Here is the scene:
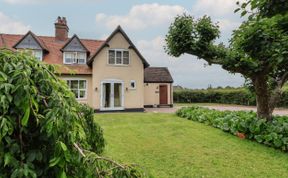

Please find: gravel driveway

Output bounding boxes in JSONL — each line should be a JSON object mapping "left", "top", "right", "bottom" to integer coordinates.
{"left": 145, "top": 105, "right": 288, "bottom": 116}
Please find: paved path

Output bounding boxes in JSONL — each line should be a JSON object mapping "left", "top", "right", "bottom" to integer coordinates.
{"left": 145, "top": 105, "right": 288, "bottom": 116}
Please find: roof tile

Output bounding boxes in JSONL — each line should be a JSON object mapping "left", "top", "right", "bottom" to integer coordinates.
{"left": 144, "top": 67, "right": 173, "bottom": 83}
{"left": 0, "top": 33, "right": 104, "bottom": 74}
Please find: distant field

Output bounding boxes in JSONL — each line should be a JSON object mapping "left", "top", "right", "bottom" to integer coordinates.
{"left": 95, "top": 113, "right": 288, "bottom": 178}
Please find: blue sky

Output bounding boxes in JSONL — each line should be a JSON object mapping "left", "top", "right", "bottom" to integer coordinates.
{"left": 0, "top": 0, "right": 245, "bottom": 89}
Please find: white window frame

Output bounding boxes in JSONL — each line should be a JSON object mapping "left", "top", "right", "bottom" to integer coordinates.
{"left": 100, "top": 79, "right": 124, "bottom": 111}
{"left": 130, "top": 80, "right": 136, "bottom": 90}
{"left": 31, "top": 50, "right": 43, "bottom": 61}
{"left": 65, "top": 79, "right": 87, "bottom": 100}
{"left": 63, "top": 51, "right": 87, "bottom": 65}
{"left": 18, "top": 49, "right": 43, "bottom": 61}
{"left": 107, "top": 49, "right": 130, "bottom": 66}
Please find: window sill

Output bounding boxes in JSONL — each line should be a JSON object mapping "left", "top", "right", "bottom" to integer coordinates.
{"left": 107, "top": 64, "right": 130, "bottom": 67}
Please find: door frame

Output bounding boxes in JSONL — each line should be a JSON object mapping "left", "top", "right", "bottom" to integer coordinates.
{"left": 100, "top": 79, "right": 124, "bottom": 111}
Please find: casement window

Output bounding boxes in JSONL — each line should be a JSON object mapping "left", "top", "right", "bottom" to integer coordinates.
{"left": 19, "top": 49, "right": 43, "bottom": 61}
{"left": 66, "top": 79, "right": 87, "bottom": 99}
{"left": 64, "top": 52, "right": 86, "bottom": 64}
{"left": 31, "top": 50, "right": 43, "bottom": 61}
{"left": 108, "top": 49, "right": 129, "bottom": 65}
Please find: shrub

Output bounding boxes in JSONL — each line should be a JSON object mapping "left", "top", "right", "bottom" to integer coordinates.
{"left": 176, "top": 106, "right": 288, "bottom": 151}
{"left": 0, "top": 50, "right": 145, "bottom": 177}
{"left": 174, "top": 88, "right": 288, "bottom": 108}
{"left": 174, "top": 88, "right": 256, "bottom": 106}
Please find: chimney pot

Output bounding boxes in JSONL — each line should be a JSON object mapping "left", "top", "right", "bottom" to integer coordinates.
{"left": 55, "top": 16, "right": 69, "bottom": 41}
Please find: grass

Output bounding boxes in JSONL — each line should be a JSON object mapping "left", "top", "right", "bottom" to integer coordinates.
{"left": 95, "top": 113, "right": 288, "bottom": 178}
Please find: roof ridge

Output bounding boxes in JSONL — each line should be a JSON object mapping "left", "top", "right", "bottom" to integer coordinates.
{"left": 0, "top": 33, "right": 106, "bottom": 42}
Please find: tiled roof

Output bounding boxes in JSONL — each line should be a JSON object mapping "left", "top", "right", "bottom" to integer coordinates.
{"left": 0, "top": 33, "right": 104, "bottom": 74}
{"left": 144, "top": 67, "right": 173, "bottom": 83}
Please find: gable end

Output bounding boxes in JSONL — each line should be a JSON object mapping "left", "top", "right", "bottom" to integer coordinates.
{"left": 87, "top": 26, "right": 149, "bottom": 68}
{"left": 13, "top": 31, "right": 48, "bottom": 52}
{"left": 61, "top": 34, "right": 89, "bottom": 53}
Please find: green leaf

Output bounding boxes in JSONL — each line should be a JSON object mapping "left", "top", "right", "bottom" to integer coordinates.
{"left": 49, "top": 157, "right": 61, "bottom": 167}
{"left": 59, "top": 170, "right": 67, "bottom": 178}
{"left": 0, "top": 71, "right": 8, "bottom": 81}
{"left": 59, "top": 141, "right": 67, "bottom": 152}
{"left": 234, "top": 8, "right": 241, "bottom": 13}
{"left": 21, "top": 107, "right": 30, "bottom": 126}
{"left": 4, "top": 153, "right": 12, "bottom": 167}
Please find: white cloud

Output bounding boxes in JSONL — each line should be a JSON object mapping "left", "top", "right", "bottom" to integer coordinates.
{"left": 217, "top": 19, "right": 241, "bottom": 32}
{"left": 137, "top": 36, "right": 244, "bottom": 89}
{"left": 96, "top": 3, "right": 186, "bottom": 30}
{"left": 0, "top": 12, "right": 30, "bottom": 34}
{"left": 193, "top": 0, "right": 243, "bottom": 16}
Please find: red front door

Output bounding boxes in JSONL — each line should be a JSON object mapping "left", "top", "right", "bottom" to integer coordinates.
{"left": 159, "top": 85, "right": 168, "bottom": 105}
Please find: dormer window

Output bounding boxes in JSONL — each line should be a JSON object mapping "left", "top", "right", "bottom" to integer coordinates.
{"left": 32, "top": 50, "right": 43, "bottom": 61}
{"left": 108, "top": 49, "right": 129, "bottom": 65}
{"left": 63, "top": 52, "right": 86, "bottom": 64}
{"left": 13, "top": 31, "right": 48, "bottom": 61}
{"left": 18, "top": 49, "right": 43, "bottom": 61}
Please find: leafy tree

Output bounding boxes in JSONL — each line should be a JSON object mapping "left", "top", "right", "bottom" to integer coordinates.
{"left": 0, "top": 49, "right": 145, "bottom": 177}
{"left": 165, "top": 0, "right": 288, "bottom": 120}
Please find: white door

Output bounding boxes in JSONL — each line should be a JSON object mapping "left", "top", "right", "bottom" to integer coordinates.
{"left": 100, "top": 80, "right": 124, "bottom": 111}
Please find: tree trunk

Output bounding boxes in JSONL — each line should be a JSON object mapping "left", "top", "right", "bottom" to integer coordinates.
{"left": 269, "top": 87, "right": 282, "bottom": 115}
{"left": 253, "top": 75, "right": 272, "bottom": 121}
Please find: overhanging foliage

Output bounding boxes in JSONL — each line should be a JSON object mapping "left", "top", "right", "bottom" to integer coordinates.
{"left": 0, "top": 49, "right": 146, "bottom": 177}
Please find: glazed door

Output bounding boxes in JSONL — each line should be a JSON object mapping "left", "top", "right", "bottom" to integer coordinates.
{"left": 101, "top": 81, "right": 124, "bottom": 110}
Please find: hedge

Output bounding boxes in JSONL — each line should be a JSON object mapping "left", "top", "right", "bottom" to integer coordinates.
{"left": 177, "top": 107, "right": 288, "bottom": 151}
{"left": 174, "top": 88, "right": 288, "bottom": 107}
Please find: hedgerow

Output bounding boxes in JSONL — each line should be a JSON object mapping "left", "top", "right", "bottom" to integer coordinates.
{"left": 177, "top": 107, "right": 288, "bottom": 151}
{"left": 174, "top": 88, "right": 288, "bottom": 107}
{"left": 0, "top": 49, "right": 146, "bottom": 177}
{"left": 173, "top": 88, "right": 256, "bottom": 106}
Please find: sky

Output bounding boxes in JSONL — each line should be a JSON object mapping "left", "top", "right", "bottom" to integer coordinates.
{"left": 0, "top": 0, "right": 245, "bottom": 89}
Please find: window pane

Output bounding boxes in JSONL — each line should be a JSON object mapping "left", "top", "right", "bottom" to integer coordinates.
{"left": 77, "top": 52, "right": 86, "bottom": 64}
{"left": 109, "top": 50, "right": 115, "bottom": 64}
{"left": 79, "top": 80, "right": 86, "bottom": 89}
{"left": 130, "top": 81, "right": 135, "bottom": 88}
{"left": 123, "top": 51, "right": 129, "bottom": 58}
{"left": 79, "top": 90, "right": 86, "bottom": 98}
{"left": 71, "top": 89, "right": 78, "bottom": 98}
{"left": 123, "top": 51, "right": 129, "bottom": 65}
{"left": 33, "top": 50, "right": 42, "bottom": 61}
{"left": 65, "top": 52, "right": 73, "bottom": 64}
{"left": 70, "top": 80, "right": 78, "bottom": 89}
{"left": 78, "top": 58, "right": 85, "bottom": 64}
{"left": 116, "top": 51, "right": 122, "bottom": 64}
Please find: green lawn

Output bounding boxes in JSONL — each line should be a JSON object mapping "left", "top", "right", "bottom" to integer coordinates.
{"left": 95, "top": 113, "right": 288, "bottom": 178}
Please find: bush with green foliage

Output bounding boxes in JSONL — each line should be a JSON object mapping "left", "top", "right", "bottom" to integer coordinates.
{"left": 174, "top": 88, "right": 256, "bottom": 106}
{"left": 174, "top": 87, "right": 288, "bottom": 108}
{"left": 0, "top": 49, "right": 145, "bottom": 177}
{"left": 177, "top": 107, "right": 288, "bottom": 151}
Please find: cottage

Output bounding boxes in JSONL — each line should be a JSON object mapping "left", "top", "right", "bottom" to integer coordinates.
{"left": 0, "top": 17, "right": 173, "bottom": 111}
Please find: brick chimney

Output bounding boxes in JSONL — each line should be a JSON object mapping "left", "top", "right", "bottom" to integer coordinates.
{"left": 54, "top": 16, "right": 69, "bottom": 41}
